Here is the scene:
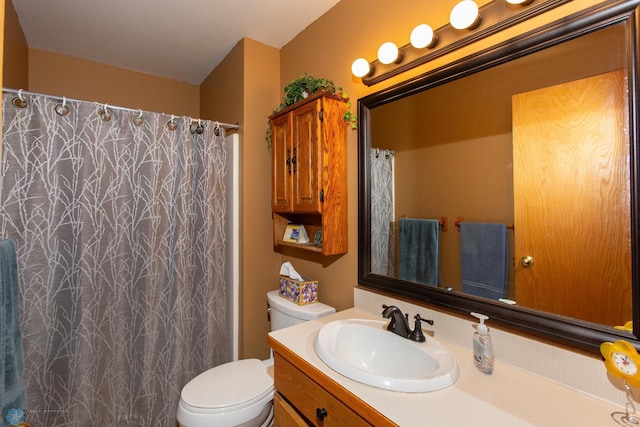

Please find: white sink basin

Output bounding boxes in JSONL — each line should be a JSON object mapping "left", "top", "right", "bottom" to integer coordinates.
{"left": 313, "top": 318, "right": 459, "bottom": 392}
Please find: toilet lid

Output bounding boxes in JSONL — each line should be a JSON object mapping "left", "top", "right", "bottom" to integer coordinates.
{"left": 181, "top": 359, "right": 274, "bottom": 410}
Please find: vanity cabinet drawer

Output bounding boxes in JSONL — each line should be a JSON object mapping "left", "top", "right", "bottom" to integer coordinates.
{"left": 275, "top": 354, "right": 371, "bottom": 426}
{"left": 274, "top": 392, "right": 309, "bottom": 427}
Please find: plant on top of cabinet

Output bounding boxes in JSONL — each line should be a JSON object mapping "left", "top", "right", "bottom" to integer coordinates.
{"left": 266, "top": 74, "right": 356, "bottom": 151}
{"left": 270, "top": 91, "right": 348, "bottom": 256}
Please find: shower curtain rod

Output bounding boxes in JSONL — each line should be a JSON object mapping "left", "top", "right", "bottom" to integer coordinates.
{"left": 2, "top": 88, "right": 240, "bottom": 131}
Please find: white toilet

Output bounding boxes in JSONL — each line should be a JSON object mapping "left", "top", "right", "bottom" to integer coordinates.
{"left": 176, "top": 290, "right": 335, "bottom": 427}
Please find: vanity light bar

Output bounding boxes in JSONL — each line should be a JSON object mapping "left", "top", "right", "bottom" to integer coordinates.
{"left": 353, "top": 0, "right": 570, "bottom": 86}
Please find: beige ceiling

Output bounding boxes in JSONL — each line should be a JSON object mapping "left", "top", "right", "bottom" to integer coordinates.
{"left": 11, "top": 0, "right": 340, "bottom": 84}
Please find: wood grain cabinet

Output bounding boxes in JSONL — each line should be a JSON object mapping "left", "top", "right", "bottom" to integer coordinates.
{"left": 273, "top": 353, "right": 379, "bottom": 426}
{"left": 270, "top": 92, "right": 348, "bottom": 256}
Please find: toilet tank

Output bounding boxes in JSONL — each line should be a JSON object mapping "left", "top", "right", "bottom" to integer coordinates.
{"left": 267, "top": 290, "right": 335, "bottom": 331}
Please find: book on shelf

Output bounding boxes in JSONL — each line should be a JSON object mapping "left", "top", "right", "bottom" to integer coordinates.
{"left": 282, "top": 224, "right": 309, "bottom": 244}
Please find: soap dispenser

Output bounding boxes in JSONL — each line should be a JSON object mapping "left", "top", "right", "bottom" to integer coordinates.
{"left": 471, "top": 312, "right": 494, "bottom": 374}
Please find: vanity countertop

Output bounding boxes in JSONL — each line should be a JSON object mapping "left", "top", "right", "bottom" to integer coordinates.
{"left": 268, "top": 307, "right": 622, "bottom": 426}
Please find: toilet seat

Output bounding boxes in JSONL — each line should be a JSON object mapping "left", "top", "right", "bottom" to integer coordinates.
{"left": 180, "top": 358, "right": 274, "bottom": 414}
{"left": 177, "top": 290, "right": 335, "bottom": 426}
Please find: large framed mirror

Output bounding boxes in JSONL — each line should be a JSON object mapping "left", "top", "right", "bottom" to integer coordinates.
{"left": 358, "top": 0, "right": 640, "bottom": 354}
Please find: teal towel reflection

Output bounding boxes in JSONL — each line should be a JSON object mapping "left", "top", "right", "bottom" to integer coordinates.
{"left": 398, "top": 218, "right": 441, "bottom": 287}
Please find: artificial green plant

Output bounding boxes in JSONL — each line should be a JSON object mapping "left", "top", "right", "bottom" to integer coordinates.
{"left": 266, "top": 74, "right": 357, "bottom": 150}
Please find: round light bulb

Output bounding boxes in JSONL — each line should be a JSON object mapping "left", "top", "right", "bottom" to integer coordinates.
{"left": 351, "top": 58, "right": 372, "bottom": 78}
{"left": 450, "top": 0, "right": 480, "bottom": 30}
{"left": 410, "top": 24, "right": 436, "bottom": 49}
{"left": 377, "top": 42, "right": 399, "bottom": 65}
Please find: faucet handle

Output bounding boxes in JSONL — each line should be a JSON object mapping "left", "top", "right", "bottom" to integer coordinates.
{"left": 409, "top": 314, "right": 433, "bottom": 342}
{"left": 416, "top": 313, "right": 434, "bottom": 326}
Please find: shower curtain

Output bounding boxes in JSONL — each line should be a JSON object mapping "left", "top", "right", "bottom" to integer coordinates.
{"left": 370, "top": 149, "right": 395, "bottom": 277}
{"left": 0, "top": 93, "right": 231, "bottom": 426}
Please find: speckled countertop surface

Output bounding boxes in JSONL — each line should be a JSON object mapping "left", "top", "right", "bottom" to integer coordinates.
{"left": 269, "top": 307, "right": 621, "bottom": 426}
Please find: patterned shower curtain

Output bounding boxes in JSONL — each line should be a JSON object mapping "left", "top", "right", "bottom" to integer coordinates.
{"left": 0, "top": 93, "right": 231, "bottom": 426}
{"left": 370, "top": 149, "right": 395, "bottom": 277}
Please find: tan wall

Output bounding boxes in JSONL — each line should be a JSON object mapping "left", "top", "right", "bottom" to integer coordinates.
{"left": 3, "top": 0, "right": 26, "bottom": 89}
{"left": 200, "top": 40, "right": 244, "bottom": 125}
{"left": 238, "top": 39, "right": 282, "bottom": 359}
{"left": 3, "top": 1, "right": 199, "bottom": 118}
{"left": 277, "top": 0, "right": 605, "bottom": 323}
{"left": 28, "top": 48, "right": 199, "bottom": 117}
{"left": 200, "top": 38, "right": 282, "bottom": 359}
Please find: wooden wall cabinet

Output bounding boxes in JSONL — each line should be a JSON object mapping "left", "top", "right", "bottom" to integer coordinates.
{"left": 270, "top": 92, "right": 348, "bottom": 256}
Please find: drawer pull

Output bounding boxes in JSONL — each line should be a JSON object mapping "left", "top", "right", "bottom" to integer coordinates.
{"left": 316, "top": 407, "right": 328, "bottom": 422}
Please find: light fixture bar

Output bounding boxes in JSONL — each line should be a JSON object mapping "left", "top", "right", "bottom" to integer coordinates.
{"left": 361, "top": 0, "right": 570, "bottom": 86}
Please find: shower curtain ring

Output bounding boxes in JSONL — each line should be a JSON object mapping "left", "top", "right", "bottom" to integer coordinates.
{"left": 12, "top": 89, "right": 28, "bottom": 109}
{"left": 196, "top": 119, "right": 204, "bottom": 135}
{"left": 167, "top": 114, "right": 177, "bottom": 131}
{"left": 99, "top": 103, "right": 112, "bottom": 121}
{"left": 133, "top": 109, "right": 144, "bottom": 126}
{"left": 55, "top": 96, "right": 70, "bottom": 116}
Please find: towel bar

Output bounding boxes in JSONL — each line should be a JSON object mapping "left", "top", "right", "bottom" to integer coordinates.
{"left": 400, "top": 214, "right": 448, "bottom": 232}
{"left": 454, "top": 216, "right": 514, "bottom": 231}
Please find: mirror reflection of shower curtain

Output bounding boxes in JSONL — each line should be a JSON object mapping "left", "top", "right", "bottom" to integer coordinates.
{"left": 0, "top": 93, "right": 231, "bottom": 426}
{"left": 370, "top": 149, "right": 395, "bottom": 276}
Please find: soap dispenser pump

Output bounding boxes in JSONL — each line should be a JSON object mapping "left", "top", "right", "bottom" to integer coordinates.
{"left": 471, "top": 312, "right": 494, "bottom": 374}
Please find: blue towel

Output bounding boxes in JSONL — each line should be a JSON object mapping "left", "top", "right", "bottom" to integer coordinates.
{"left": 460, "top": 222, "right": 508, "bottom": 300}
{"left": 0, "top": 239, "right": 26, "bottom": 422}
{"left": 398, "top": 218, "right": 441, "bottom": 287}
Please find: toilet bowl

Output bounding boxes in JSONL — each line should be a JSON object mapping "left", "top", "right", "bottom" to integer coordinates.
{"left": 177, "top": 290, "right": 335, "bottom": 427}
{"left": 177, "top": 359, "right": 274, "bottom": 427}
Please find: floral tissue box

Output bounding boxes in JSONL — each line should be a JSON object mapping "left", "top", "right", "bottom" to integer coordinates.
{"left": 279, "top": 275, "right": 318, "bottom": 305}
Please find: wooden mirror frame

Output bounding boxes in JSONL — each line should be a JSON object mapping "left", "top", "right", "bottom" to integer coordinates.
{"left": 357, "top": 0, "right": 640, "bottom": 354}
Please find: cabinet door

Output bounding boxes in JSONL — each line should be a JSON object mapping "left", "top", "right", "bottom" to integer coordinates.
{"left": 272, "top": 113, "right": 294, "bottom": 212}
{"left": 292, "top": 101, "right": 323, "bottom": 213}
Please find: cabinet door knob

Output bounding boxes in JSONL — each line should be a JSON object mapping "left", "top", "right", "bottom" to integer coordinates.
{"left": 316, "top": 407, "right": 328, "bottom": 421}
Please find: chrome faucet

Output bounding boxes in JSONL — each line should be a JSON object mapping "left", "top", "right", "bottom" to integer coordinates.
{"left": 381, "top": 305, "right": 433, "bottom": 342}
